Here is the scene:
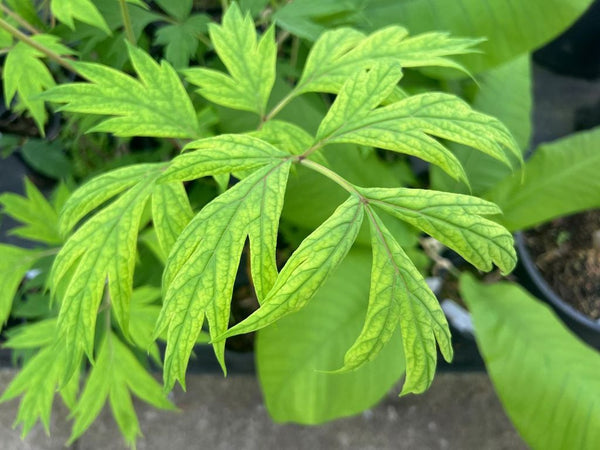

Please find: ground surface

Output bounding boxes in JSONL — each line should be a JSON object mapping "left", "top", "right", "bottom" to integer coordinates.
{"left": 0, "top": 370, "right": 526, "bottom": 450}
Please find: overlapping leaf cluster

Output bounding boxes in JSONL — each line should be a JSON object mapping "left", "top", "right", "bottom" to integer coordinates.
{"left": 2, "top": 2, "right": 521, "bottom": 446}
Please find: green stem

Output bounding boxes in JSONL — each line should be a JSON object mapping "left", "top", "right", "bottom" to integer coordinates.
{"left": 0, "top": 3, "right": 41, "bottom": 34}
{"left": 299, "top": 158, "right": 363, "bottom": 199}
{"left": 118, "top": 0, "right": 136, "bottom": 44}
{"left": 263, "top": 89, "right": 296, "bottom": 122}
{"left": 0, "top": 17, "right": 76, "bottom": 73}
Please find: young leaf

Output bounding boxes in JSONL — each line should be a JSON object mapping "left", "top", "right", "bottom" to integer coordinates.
{"left": 339, "top": 207, "right": 452, "bottom": 395}
{"left": 0, "top": 342, "right": 75, "bottom": 437}
{"left": 151, "top": 182, "right": 193, "bottom": 257}
{"left": 0, "top": 245, "right": 43, "bottom": 325}
{"left": 183, "top": 3, "right": 276, "bottom": 115}
{"left": 51, "top": 168, "right": 162, "bottom": 377}
{"left": 68, "top": 333, "right": 174, "bottom": 447}
{"left": 59, "top": 163, "right": 162, "bottom": 236}
{"left": 3, "top": 35, "right": 75, "bottom": 133}
{"left": 257, "top": 248, "right": 405, "bottom": 424}
{"left": 157, "top": 161, "right": 291, "bottom": 390}
{"left": 317, "top": 91, "right": 521, "bottom": 184}
{"left": 461, "top": 274, "right": 600, "bottom": 449}
{"left": 216, "top": 195, "right": 364, "bottom": 340}
{"left": 42, "top": 43, "right": 202, "bottom": 139}
{"left": 155, "top": 14, "right": 210, "bottom": 68}
{"left": 159, "top": 134, "right": 288, "bottom": 183}
{"left": 0, "top": 178, "right": 61, "bottom": 244}
{"left": 485, "top": 126, "right": 600, "bottom": 231}
{"left": 128, "top": 287, "right": 163, "bottom": 364}
{"left": 51, "top": 0, "right": 111, "bottom": 34}
{"left": 295, "top": 26, "right": 481, "bottom": 95}
{"left": 359, "top": 187, "right": 516, "bottom": 274}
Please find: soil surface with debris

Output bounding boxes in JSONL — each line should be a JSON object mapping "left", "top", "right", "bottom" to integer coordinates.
{"left": 525, "top": 210, "right": 600, "bottom": 320}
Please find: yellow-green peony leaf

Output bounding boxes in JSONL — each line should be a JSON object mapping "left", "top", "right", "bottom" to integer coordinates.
{"left": 360, "top": 187, "right": 516, "bottom": 274}
{"left": 157, "top": 161, "right": 291, "bottom": 390}
{"left": 43, "top": 43, "right": 202, "bottom": 139}
{"left": 159, "top": 134, "right": 288, "bottom": 183}
{"left": 151, "top": 182, "right": 193, "bottom": 257}
{"left": 0, "top": 340, "right": 77, "bottom": 437}
{"left": 59, "top": 163, "right": 161, "bottom": 236}
{"left": 183, "top": 3, "right": 276, "bottom": 115}
{"left": 295, "top": 26, "right": 481, "bottom": 95}
{"left": 0, "top": 178, "right": 61, "bottom": 245}
{"left": 317, "top": 90, "right": 521, "bottom": 184}
{"left": 339, "top": 207, "right": 452, "bottom": 395}
{"left": 0, "top": 245, "right": 43, "bottom": 325}
{"left": 51, "top": 166, "right": 163, "bottom": 378}
{"left": 51, "top": 0, "right": 110, "bottom": 34}
{"left": 2, "top": 35, "right": 75, "bottom": 134}
{"left": 68, "top": 332, "right": 174, "bottom": 447}
{"left": 216, "top": 195, "right": 364, "bottom": 340}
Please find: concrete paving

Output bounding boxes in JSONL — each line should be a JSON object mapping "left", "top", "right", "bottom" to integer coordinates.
{"left": 0, "top": 370, "right": 526, "bottom": 450}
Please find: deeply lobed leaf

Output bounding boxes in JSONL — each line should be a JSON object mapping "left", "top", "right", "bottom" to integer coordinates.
{"left": 339, "top": 207, "right": 452, "bottom": 395}
{"left": 42, "top": 44, "right": 202, "bottom": 139}
{"left": 295, "top": 26, "right": 481, "bottom": 95}
{"left": 184, "top": 3, "right": 276, "bottom": 115}
{"left": 157, "top": 161, "right": 291, "bottom": 390}
{"left": 216, "top": 196, "right": 364, "bottom": 340}
{"left": 360, "top": 187, "right": 516, "bottom": 274}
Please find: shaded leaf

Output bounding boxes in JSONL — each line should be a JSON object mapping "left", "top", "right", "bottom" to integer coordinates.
{"left": 51, "top": 0, "right": 110, "bottom": 34}
{"left": 155, "top": 14, "right": 210, "bottom": 68}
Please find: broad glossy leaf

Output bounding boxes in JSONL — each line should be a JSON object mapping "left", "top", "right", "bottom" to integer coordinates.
{"left": 0, "top": 178, "right": 61, "bottom": 244}
{"left": 51, "top": 0, "right": 110, "bottom": 33}
{"left": 461, "top": 274, "right": 600, "bottom": 449}
{"left": 160, "top": 134, "right": 288, "bottom": 183}
{"left": 296, "top": 26, "right": 480, "bottom": 95}
{"left": 361, "top": 0, "right": 595, "bottom": 74}
{"left": 3, "top": 35, "right": 75, "bottom": 133}
{"left": 151, "top": 182, "right": 193, "bottom": 256}
{"left": 68, "top": 332, "right": 174, "bottom": 447}
{"left": 157, "top": 161, "right": 291, "bottom": 389}
{"left": 59, "top": 163, "right": 162, "bottom": 236}
{"left": 257, "top": 248, "right": 405, "bottom": 423}
{"left": 43, "top": 44, "right": 202, "bottom": 139}
{"left": 360, "top": 187, "right": 516, "bottom": 274}
{"left": 184, "top": 3, "right": 276, "bottom": 115}
{"left": 339, "top": 208, "right": 451, "bottom": 395}
{"left": 155, "top": 14, "right": 210, "bottom": 68}
{"left": 318, "top": 90, "right": 521, "bottom": 185}
{"left": 51, "top": 168, "right": 161, "bottom": 377}
{"left": 431, "top": 55, "right": 532, "bottom": 194}
{"left": 0, "top": 245, "right": 42, "bottom": 325}
{"left": 485, "top": 127, "right": 600, "bottom": 231}
{"left": 217, "top": 196, "right": 364, "bottom": 340}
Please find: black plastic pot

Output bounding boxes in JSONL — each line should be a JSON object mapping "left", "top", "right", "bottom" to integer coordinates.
{"left": 533, "top": 0, "right": 600, "bottom": 80}
{"left": 515, "top": 232, "right": 600, "bottom": 350}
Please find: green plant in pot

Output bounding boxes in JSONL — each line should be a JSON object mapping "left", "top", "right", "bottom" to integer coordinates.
{"left": 0, "top": 0, "right": 598, "bottom": 449}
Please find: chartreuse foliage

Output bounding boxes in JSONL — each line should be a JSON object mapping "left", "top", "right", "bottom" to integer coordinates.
{"left": 0, "top": 2, "right": 524, "bottom": 447}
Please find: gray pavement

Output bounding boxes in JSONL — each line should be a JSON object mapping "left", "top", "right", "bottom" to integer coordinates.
{"left": 0, "top": 370, "right": 526, "bottom": 450}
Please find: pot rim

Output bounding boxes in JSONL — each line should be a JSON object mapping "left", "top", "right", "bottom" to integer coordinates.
{"left": 515, "top": 231, "right": 600, "bottom": 332}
